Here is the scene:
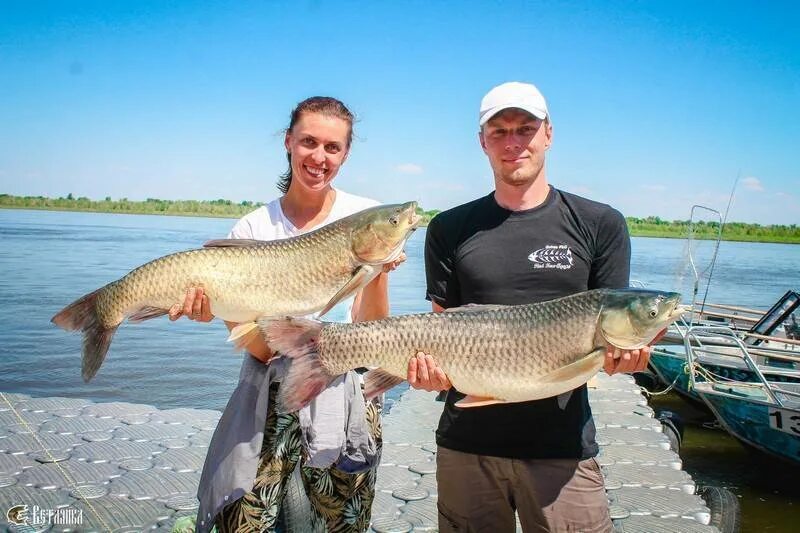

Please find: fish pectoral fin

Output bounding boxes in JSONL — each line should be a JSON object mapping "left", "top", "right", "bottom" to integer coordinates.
{"left": 317, "top": 265, "right": 379, "bottom": 318}
{"left": 227, "top": 322, "right": 260, "bottom": 351}
{"left": 538, "top": 348, "right": 606, "bottom": 384}
{"left": 128, "top": 306, "right": 169, "bottom": 323}
{"left": 455, "top": 395, "right": 507, "bottom": 408}
{"left": 444, "top": 303, "right": 508, "bottom": 313}
{"left": 363, "top": 368, "right": 405, "bottom": 400}
{"left": 203, "top": 238, "right": 270, "bottom": 247}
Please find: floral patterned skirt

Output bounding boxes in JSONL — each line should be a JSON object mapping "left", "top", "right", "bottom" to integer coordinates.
{"left": 214, "top": 383, "right": 382, "bottom": 533}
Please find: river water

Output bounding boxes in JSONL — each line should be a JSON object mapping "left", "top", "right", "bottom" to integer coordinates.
{"left": 1, "top": 208, "right": 798, "bottom": 530}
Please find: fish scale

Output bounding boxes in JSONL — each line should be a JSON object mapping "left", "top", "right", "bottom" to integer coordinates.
{"left": 265, "top": 288, "right": 687, "bottom": 411}
{"left": 52, "top": 202, "right": 420, "bottom": 381}
{"left": 98, "top": 228, "right": 352, "bottom": 326}
{"left": 317, "top": 290, "right": 606, "bottom": 400}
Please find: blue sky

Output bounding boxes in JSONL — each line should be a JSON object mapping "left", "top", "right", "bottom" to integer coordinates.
{"left": 1, "top": 1, "right": 798, "bottom": 224}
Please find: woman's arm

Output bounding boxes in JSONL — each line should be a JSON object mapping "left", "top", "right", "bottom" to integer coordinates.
{"left": 352, "top": 272, "right": 390, "bottom": 322}
{"left": 351, "top": 252, "right": 406, "bottom": 323}
{"left": 224, "top": 321, "right": 273, "bottom": 363}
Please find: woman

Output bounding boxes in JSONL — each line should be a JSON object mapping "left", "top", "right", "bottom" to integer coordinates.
{"left": 172, "top": 96, "right": 402, "bottom": 532}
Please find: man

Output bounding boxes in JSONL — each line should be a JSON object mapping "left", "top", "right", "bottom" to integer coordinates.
{"left": 407, "top": 81, "right": 652, "bottom": 532}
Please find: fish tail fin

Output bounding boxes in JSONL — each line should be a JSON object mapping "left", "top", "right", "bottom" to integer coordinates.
{"left": 51, "top": 288, "right": 119, "bottom": 382}
{"left": 261, "top": 317, "right": 336, "bottom": 413}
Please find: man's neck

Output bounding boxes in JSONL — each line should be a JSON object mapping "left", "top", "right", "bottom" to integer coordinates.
{"left": 493, "top": 175, "right": 550, "bottom": 211}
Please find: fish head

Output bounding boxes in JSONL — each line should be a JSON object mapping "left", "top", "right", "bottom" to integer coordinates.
{"left": 350, "top": 201, "right": 421, "bottom": 264}
{"left": 599, "top": 289, "right": 689, "bottom": 349}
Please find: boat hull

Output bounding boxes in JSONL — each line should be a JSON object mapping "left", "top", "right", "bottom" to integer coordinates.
{"left": 695, "top": 383, "right": 800, "bottom": 465}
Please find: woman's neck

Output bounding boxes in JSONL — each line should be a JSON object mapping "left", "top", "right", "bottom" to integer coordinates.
{"left": 281, "top": 186, "right": 337, "bottom": 230}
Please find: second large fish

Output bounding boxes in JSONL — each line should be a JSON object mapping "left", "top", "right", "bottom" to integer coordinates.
{"left": 262, "top": 288, "right": 688, "bottom": 412}
{"left": 52, "top": 202, "right": 420, "bottom": 381}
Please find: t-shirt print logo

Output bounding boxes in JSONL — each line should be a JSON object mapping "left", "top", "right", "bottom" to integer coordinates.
{"left": 528, "top": 245, "right": 573, "bottom": 270}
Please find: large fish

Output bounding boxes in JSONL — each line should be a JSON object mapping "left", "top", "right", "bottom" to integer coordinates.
{"left": 52, "top": 202, "right": 421, "bottom": 381}
{"left": 262, "top": 288, "right": 688, "bottom": 412}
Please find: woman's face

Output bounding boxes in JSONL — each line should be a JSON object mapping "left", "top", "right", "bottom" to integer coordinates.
{"left": 284, "top": 112, "right": 351, "bottom": 193}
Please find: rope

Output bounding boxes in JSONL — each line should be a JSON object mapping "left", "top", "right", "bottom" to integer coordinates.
{"left": 640, "top": 369, "right": 683, "bottom": 397}
{"left": 642, "top": 360, "right": 766, "bottom": 399}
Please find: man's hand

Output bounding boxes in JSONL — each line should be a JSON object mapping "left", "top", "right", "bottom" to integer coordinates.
{"left": 603, "top": 328, "right": 666, "bottom": 375}
{"left": 407, "top": 352, "right": 452, "bottom": 392}
{"left": 168, "top": 287, "right": 214, "bottom": 322}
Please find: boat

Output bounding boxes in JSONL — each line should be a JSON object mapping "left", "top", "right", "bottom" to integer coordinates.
{"left": 649, "top": 339, "right": 800, "bottom": 403}
{"left": 682, "top": 325, "right": 800, "bottom": 464}
{"left": 649, "top": 290, "right": 800, "bottom": 403}
{"left": 643, "top": 204, "right": 800, "bottom": 401}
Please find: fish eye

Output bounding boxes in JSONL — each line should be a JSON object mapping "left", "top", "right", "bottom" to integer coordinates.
{"left": 648, "top": 307, "right": 658, "bottom": 318}
{"left": 389, "top": 215, "right": 399, "bottom": 226}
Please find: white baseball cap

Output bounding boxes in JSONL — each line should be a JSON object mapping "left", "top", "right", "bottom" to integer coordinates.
{"left": 479, "top": 81, "right": 549, "bottom": 126}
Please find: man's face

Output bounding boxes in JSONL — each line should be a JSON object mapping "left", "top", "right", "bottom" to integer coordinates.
{"left": 479, "top": 108, "right": 552, "bottom": 187}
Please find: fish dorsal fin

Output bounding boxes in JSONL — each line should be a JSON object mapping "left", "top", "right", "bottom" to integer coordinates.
{"left": 455, "top": 395, "right": 507, "bottom": 408}
{"left": 538, "top": 348, "right": 606, "bottom": 385}
{"left": 317, "top": 265, "right": 379, "bottom": 318}
{"left": 444, "top": 303, "right": 508, "bottom": 313}
{"left": 203, "top": 238, "right": 270, "bottom": 248}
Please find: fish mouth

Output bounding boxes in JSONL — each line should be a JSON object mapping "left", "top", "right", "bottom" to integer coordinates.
{"left": 401, "top": 201, "right": 421, "bottom": 230}
{"left": 371, "top": 202, "right": 420, "bottom": 264}
{"left": 668, "top": 302, "right": 691, "bottom": 320}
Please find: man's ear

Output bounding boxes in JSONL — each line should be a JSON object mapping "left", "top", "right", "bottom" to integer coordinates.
{"left": 478, "top": 130, "right": 488, "bottom": 153}
{"left": 543, "top": 122, "right": 553, "bottom": 150}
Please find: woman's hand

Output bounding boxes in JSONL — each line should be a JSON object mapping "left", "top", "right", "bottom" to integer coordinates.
{"left": 168, "top": 287, "right": 215, "bottom": 322}
{"left": 382, "top": 251, "right": 407, "bottom": 273}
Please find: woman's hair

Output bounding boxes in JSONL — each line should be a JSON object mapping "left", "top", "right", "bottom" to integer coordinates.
{"left": 277, "top": 96, "right": 355, "bottom": 194}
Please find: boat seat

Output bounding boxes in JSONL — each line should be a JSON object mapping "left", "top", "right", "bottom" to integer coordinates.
{"left": 742, "top": 290, "right": 800, "bottom": 346}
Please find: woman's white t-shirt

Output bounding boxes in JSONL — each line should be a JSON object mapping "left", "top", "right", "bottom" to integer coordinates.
{"left": 227, "top": 188, "right": 379, "bottom": 322}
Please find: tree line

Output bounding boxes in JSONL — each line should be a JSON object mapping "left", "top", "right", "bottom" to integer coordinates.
{"left": 626, "top": 215, "right": 799, "bottom": 244}
{"left": 0, "top": 194, "right": 442, "bottom": 226}
{"left": 1, "top": 194, "right": 796, "bottom": 243}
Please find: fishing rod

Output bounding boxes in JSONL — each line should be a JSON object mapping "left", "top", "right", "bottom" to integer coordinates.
{"left": 696, "top": 174, "right": 740, "bottom": 319}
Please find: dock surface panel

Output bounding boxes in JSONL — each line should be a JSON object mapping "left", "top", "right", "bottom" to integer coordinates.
{"left": 1, "top": 374, "right": 716, "bottom": 532}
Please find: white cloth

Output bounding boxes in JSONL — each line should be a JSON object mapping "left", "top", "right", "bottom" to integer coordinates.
{"left": 230, "top": 188, "right": 378, "bottom": 466}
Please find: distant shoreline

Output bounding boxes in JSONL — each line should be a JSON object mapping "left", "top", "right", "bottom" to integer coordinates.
{"left": 1, "top": 197, "right": 798, "bottom": 244}
{"left": 0, "top": 203, "right": 244, "bottom": 219}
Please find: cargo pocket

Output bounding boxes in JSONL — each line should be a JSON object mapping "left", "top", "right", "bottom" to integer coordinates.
{"left": 586, "top": 457, "right": 606, "bottom": 487}
{"left": 437, "top": 501, "right": 473, "bottom": 533}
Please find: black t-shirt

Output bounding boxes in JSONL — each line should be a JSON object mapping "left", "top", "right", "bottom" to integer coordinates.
{"left": 424, "top": 187, "right": 631, "bottom": 459}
